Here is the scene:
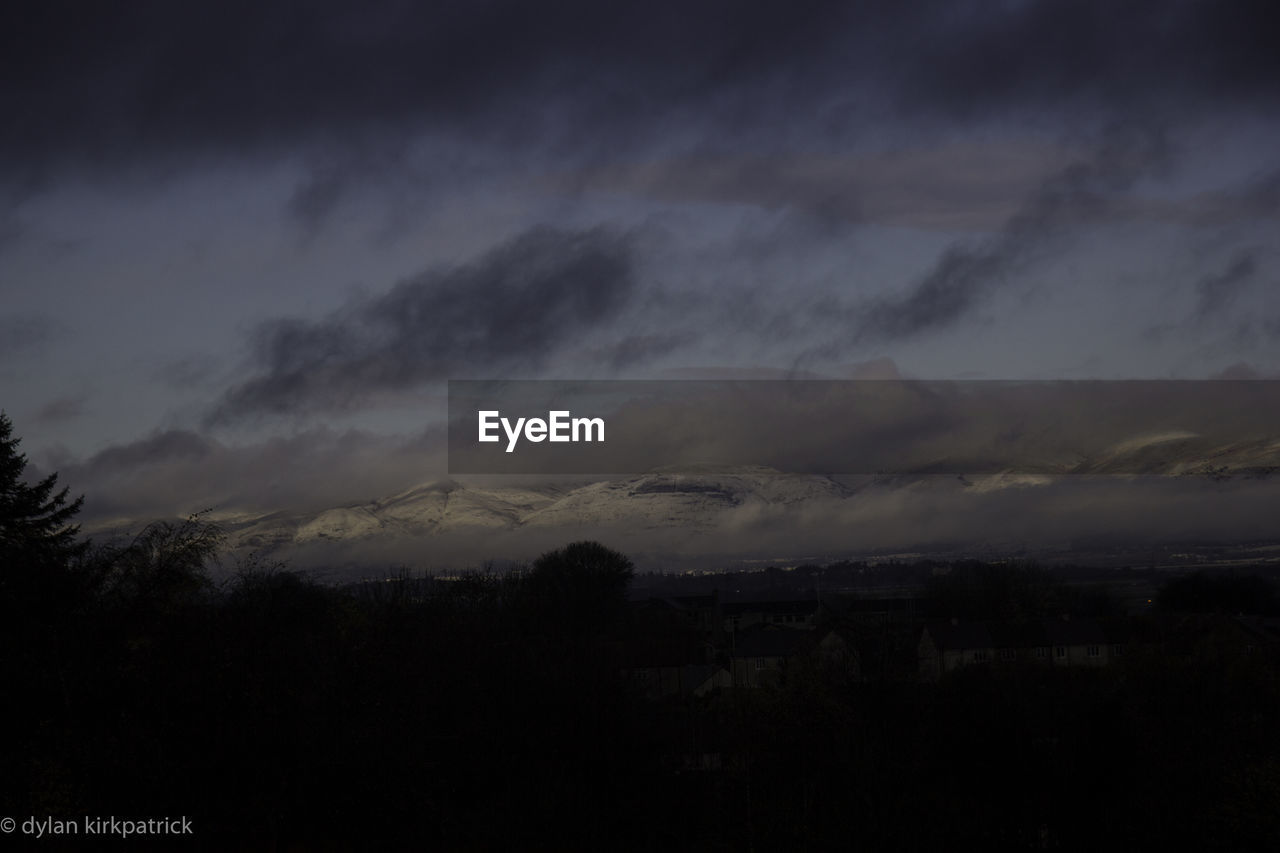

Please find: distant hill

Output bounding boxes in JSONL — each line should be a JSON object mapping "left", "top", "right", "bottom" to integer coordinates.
{"left": 78, "top": 438, "right": 1280, "bottom": 573}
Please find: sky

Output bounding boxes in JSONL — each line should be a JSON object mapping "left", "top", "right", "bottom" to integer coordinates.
{"left": 2, "top": 0, "right": 1279, "bottom": 522}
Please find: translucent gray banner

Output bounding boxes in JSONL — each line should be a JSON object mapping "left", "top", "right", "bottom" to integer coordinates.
{"left": 447, "top": 380, "right": 1280, "bottom": 476}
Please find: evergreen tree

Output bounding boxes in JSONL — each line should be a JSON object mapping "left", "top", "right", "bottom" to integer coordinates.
{"left": 0, "top": 411, "right": 85, "bottom": 583}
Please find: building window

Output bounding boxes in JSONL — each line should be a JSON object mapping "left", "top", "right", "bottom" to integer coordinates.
{"left": 999, "top": 648, "right": 1016, "bottom": 661}
{"left": 1111, "top": 644, "right": 1124, "bottom": 657}
{"left": 1035, "top": 646, "right": 1048, "bottom": 659}
{"left": 973, "top": 650, "right": 988, "bottom": 662}
{"left": 1055, "top": 646, "right": 1066, "bottom": 658}
{"left": 1087, "top": 645, "right": 1100, "bottom": 657}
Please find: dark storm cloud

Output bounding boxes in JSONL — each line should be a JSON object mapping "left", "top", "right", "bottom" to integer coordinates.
{"left": 893, "top": 0, "right": 1280, "bottom": 118}
{"left": 859, "top": 249, "right": 1004, "bottom": 342}
{"left": 0, "top": 0, "right": 854, "bottom": 181}
{"left": 87, "top": 429, "right": 218, "bottom": 470}
{"left": 65, "top": 426, "right": 444, "bottom": 519}
{"left": 800, "top": 127, "right": 1169, "bottom": 350}
{"left": 286, "top": 166, "right": 352, "bottom": 235}
{"left": 283, "top": 138, "right": 420, "bottom": 234}
{"left": 33, "top": 394, "right": 87, "bottom": 424}
{"left": 3, "top": 1, "right": 1278, "bottom": 184}
{"left": 1194, "top": 252, "right": 1258, "bottom": 320}
{"left": 209, "top": 226, "right": 636, "bottom": 422}
{"left": 593, "top": 334, "right": 692, "bottom": 371}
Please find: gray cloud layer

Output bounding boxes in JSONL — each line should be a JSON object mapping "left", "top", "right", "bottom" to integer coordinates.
{"left": 209, "top": 226, "right": 636, "bottom": 422}
{"left": 0, "top": 313, "right": 55, "bottom": 362}
{"left": 793, "top": 127, "right": 1171, "bottom": 359}
{"left": 1195, "top": 252, "right": 1258, "bottom": 320}
{"left": 61, "top": 426, "right": 443, "bottom": 519}
{"left": 4, "top": 1, "right": 1278, "bottom": 187}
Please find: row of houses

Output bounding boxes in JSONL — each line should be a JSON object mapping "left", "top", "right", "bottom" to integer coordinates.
{"left": 617, "top": 592, "right": 909, "bottom": 697}
{"left": 616, "top": 592, "right": 1280, "bottom": 696}
{"left": 919, "top": 613, "right": 1280, "bottom": 680}
{"left": 650, "top": 591, "right": 918, "bottom": 637}
{"left": 621, "top": 623, "right": 859, "bottom": 697}
{"left": 918, "top": 616, "right": 1122, "bottom": 680}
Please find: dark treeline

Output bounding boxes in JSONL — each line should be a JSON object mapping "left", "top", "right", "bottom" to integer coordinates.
{"left": 1158, "top": 570, "right": 1280, "bottom": 616}
{"left": 4, "top": 413, "right": 1280, "bottom": 849}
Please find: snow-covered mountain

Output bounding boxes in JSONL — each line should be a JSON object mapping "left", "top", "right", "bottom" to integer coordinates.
{"left": 215, "top": 465, "right": 850, "bottom": 552}
{"left": 520, "top": 466, "right": 851, "bottom": 530}
{"left": 80, "top": 438, "right": 1280, "bottom": 571}
{"left": 1064, "top": 434, "right": 1280, "bottom": 477}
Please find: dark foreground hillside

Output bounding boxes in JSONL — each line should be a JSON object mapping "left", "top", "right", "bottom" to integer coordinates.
{"left": 5, "top": 532, "right": 1280, "bottom": 850}
{"left": 4, "top": 416, "right": 1280, "bottom": 850}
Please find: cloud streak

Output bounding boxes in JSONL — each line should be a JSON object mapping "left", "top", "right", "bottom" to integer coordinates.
{"left": 794, "top": 126, "right": 1171, "bottom": 359}
{"left": 1194, "top": 252, "right": 1258, "bottom": 320}
{"left": 208, "top": 226, "right": 637, "bottom": 423}
{"left": 64, "top": 426, "right": 444, "bottom": 520}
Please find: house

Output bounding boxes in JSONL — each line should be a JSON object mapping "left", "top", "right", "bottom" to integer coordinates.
{"left": 808, "top": 628, "right": 862, "bottom": 683}
{"left": 1042, "top": 617, "right": 1110, "bottom": 666}
{"left": 918, "top": 620, "right": 994, "bottom": 680}
{"left": 1161, "top": 613, "right": 1280, "bottom": 665}
{"left": 678, "top": 664, "right": 733, "bottom": 697}
{"left": 666, "top": 593, "right": 722, "bottom": 635}
{"left": 818, "top": 593, "right": 920, "bottom": 627}
{"left": 729, "top": 624, "right": 828, "bottom": 687}
{"left": 722, "top": 599, "right": 819, "bottom": 634}
{"left": 918, "top": 616, "right": 1115, "bottom": 680}
{"left": 1233, "top": 615, "right": 1280, "bottom": 661}
{"left": 626, "top": 662, "right": 732, "bottom": 699}
{"left": 614, "top": 598, "right": 724, "bottom": 699}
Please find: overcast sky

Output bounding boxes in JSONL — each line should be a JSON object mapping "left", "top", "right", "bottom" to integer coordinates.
{"left": 2, "top": 0, "right": 1278, "bottom": 518}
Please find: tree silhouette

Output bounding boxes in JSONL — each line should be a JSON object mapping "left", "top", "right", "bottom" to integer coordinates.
{"left": 522, "top": 540, "right": 634, "bottom": 639}
{"left": 0, "top": 411, "right": 85, "bottom": 607}
{"left": 1157, "top": 570, "right": 1280, "bottom": 616}
{"left": 94, "top": 513, "right": 223, "bottom": 617}
{"left": 924, "top": 559, "right": 1066, "bottom": 621}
